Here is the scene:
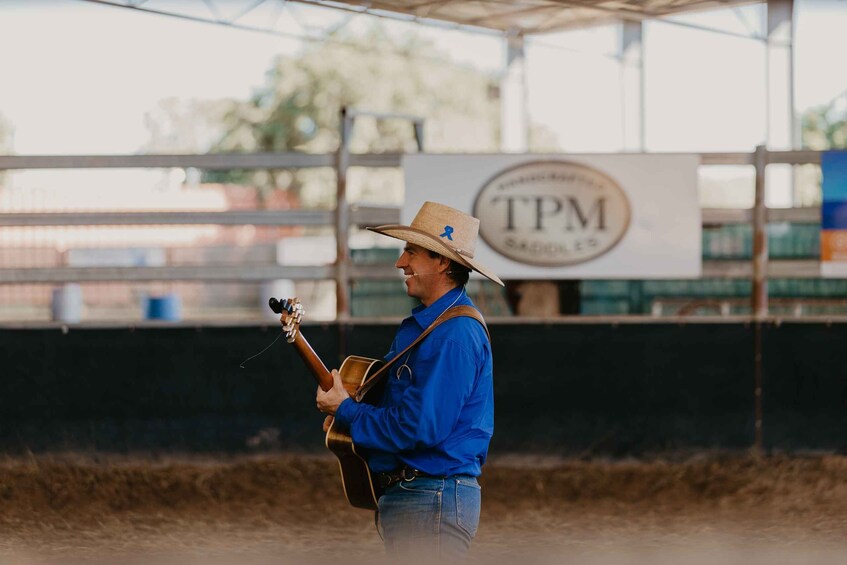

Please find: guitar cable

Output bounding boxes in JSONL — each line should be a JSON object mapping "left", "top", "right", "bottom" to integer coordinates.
{"left": 239, "top": 328, "right": 286, "bottom": 369}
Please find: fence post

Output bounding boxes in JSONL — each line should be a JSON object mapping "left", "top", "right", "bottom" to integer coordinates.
{"left": 751, "top": 144, "right": 768, "bottom": 455}
{"left": 335, "top": 107, "right": 352, "bottom": 324}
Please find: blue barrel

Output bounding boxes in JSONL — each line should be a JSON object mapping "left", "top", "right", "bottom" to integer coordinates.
{"left": 145, "top": 294, "right": 182, "bottom": 321}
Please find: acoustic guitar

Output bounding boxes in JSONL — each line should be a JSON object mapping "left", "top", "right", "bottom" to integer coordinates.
{"left": 270, "top": 297, "right": 385, "bottom": 510}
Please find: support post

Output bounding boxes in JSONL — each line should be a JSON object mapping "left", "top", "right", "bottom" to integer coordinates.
{"left": 766, "top": 0, "right": 796, "bottom": 206}
{"left": 752, "top": 145, "right": 769, "bottom": 319}
{"left": 413, "top": 120, "right": 425, "bottom": 151}
{"left": 620, "top": 20, "right": 645, "bottom": 151}
{"left": 501, "top": 28, "right": 528, "bottom": 152}
{"left": 751, "top": 144, "right": 768, "bottom": 455}
{"left": 334, "top": 108, "right": 424, "bottom": 346}
{"left": 335, "top": 107, "right": 352, "bottom": 324}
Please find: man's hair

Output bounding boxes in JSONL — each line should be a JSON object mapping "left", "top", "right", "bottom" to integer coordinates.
{"left": 426, "top": 249, "right": 471, "bottom": 286}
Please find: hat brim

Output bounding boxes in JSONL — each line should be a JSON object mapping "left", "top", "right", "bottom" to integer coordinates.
{"left": 368, "top": 224, "right": 504, "bottom": 287}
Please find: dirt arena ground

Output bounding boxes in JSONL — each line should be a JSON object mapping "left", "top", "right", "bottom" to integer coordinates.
{"left": 0, "top": 452, "right": 845, "bottom": 564}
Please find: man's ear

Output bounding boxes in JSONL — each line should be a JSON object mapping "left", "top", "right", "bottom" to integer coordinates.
{"left": 439, "top": 255, "right": 451, "bottom": 273}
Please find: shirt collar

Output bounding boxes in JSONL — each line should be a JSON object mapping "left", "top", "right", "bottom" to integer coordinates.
{"left": 411, "top": 286, "right": 465, "bottom": 329}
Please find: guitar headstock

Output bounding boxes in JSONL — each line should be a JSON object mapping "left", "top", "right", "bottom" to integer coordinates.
{"left": 269, "top": 297, "right": 304, "bottom": 343}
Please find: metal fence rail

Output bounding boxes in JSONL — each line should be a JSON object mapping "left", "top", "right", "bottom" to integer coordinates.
{"left": 0, "top": 206, "right": 399, "bottom": 227}
{"left": 0, "top": 146, "right": 827, "bottom": 315}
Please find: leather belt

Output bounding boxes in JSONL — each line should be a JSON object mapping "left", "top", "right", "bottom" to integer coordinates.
{"left": 376, "top": 466, "right": 442, "bottom": 489}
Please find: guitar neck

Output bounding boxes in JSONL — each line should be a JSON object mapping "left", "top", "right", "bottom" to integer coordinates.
{"left": 291, "top": 331, "right": 334, "bottom": 392}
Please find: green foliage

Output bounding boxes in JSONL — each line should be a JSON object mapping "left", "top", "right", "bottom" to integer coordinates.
{"left": 202, "top": 24, "right": 501, "bottom": 205}
{"left": 143, "top": 98, "right": 231, "bottom": 154}
{"left": 797, "top": 98, "right": 846, "bottom": 206}
{"left": 801, "top": 98, "right": 847, "bottom": 150}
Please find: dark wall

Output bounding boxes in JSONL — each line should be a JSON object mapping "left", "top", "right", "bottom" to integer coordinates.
{"left": 761, "top": 323, "right": 847, "bottom": 450}
{"left": 1, "top": 321, "right": 844, "bottom": 454}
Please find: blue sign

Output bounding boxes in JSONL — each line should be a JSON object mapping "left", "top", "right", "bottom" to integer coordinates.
{"left": 821, "top": 150, "right": 847, "bottom": 277}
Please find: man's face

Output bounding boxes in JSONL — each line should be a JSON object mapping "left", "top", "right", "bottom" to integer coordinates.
{"left": 395, "top": 243, "right": 446, "bottom": 303}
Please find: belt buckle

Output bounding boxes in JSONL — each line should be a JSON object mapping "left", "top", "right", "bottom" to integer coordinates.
{"left": 400, "top": 467, "right": 416, "bottom": 482}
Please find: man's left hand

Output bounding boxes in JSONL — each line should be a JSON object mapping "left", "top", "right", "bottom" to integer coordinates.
{"left": 316, "top": 369, "right": 350, "bottom": 416}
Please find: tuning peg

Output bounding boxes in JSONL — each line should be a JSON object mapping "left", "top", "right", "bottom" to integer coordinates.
{"left": 268, "top": 297, "right": 281, "bottom": 314}
{"left": 282, "top": 320, "right": 298, "bottom": 343}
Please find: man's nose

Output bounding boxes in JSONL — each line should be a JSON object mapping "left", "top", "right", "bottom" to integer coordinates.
{"left": 395, "top": 251, "right": 408, "bottom": 269}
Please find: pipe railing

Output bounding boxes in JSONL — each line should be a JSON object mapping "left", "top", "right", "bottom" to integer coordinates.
{"left": 0, "top": 145, "right": 827, "bottom": 320}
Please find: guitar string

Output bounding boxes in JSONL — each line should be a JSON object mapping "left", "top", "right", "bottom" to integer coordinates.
{"left": 396, "top": 286, "right": 465, "bottom": 381}
{"left": 239, "top": 328, "right": 285, "bottom": 369}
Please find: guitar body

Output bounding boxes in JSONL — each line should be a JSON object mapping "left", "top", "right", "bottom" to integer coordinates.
{"left": 325, "top": 355, "right": 386, "bottom": 510}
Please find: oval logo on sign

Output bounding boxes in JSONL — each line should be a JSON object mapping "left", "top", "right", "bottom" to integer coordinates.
{"left": 473, "top": 161, "right": 631, "bottom": 266}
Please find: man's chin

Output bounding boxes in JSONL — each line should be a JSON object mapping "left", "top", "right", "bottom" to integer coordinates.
{"left": 403, "top": 278, "right": 418, "bottom": 298}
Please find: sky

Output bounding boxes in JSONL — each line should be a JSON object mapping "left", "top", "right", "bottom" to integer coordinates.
{"left": 0, "top": 0, "right": 844, "bottom": 200}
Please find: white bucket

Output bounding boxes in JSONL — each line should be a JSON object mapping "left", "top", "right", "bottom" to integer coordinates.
{"left": 51, "top": 283, "right": 83, "bottom": 323}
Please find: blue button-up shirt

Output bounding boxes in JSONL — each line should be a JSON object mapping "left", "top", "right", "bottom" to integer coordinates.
{"left": 334, "top": 286, "right": 494, "bottom": 477}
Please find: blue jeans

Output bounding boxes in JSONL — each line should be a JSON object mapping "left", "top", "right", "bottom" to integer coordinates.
{"left": 377, "top": 475, "right": 481, "bottom": 561}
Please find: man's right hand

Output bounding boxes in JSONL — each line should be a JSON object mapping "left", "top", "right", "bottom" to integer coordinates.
{"left": 322, "top": 415, "right": 334, "bottom": 432}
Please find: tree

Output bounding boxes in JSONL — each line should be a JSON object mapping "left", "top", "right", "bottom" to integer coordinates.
{"left": 796, "top": 97, "right": 847, "bottom": 205}
{"left": 143, "top": 98, "right": 231, "bottom": 154}
{"left": 187, "top": 24, "right": 501, "bottom": 207}
{"left": 801, "top": 97, "right": 847, "bottom": 150}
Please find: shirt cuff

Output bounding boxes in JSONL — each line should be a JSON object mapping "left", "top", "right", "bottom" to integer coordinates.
{"left": 334, "top": 397, "right": 360, "bottom": 426}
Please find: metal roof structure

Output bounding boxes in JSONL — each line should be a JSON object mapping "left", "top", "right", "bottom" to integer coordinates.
{"left": 303, "top": 0, "right": 761, "bottom": 34}
{"left": 84, "top": 0, "right": 764, "bottom": 37}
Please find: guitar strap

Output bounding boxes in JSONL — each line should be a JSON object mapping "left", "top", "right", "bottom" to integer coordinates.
{"left": 353, "top": 305, "right": 490, "bottom": 402}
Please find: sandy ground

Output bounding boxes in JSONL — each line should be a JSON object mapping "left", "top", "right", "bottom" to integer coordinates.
{"left": 0, "top": 452, "right": 845, "bottom": 564}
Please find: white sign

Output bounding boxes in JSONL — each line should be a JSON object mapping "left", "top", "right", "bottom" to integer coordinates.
{"left": 402, "top": 154, "right": 701, "bottom": 279}
{"left": 475, "top": 160, "right": 631, "bottom": 266}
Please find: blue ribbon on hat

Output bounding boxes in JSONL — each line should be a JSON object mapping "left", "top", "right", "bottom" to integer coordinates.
{"left": 440, "top": 225, "right": 454, "bottom": 240}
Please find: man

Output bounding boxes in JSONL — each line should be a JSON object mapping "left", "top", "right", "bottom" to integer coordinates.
{"left": 316, "top": 201, "right": 503, "bottom": 560}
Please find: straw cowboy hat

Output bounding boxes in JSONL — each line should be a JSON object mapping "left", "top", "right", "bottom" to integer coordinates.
{"left": 368, "top": 201, "right": 504, "bottom": 287}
